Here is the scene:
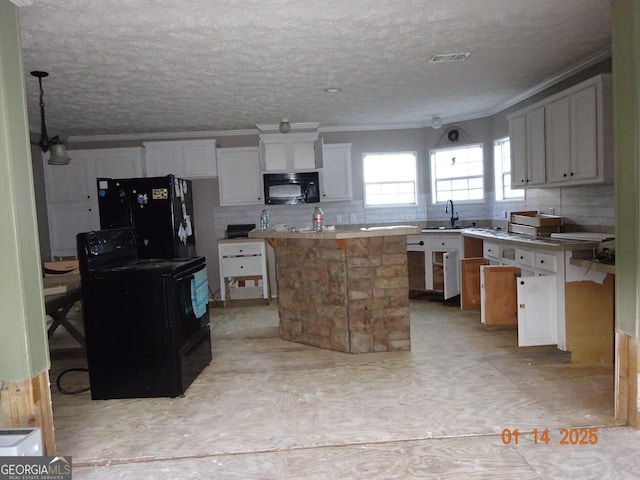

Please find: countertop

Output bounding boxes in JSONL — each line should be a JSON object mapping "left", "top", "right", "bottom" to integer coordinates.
{"left": 248, "top": 225, "right": 420, "bottom": 240}
{"left": 461, "top": 228, "right": 602, "bottom": 251}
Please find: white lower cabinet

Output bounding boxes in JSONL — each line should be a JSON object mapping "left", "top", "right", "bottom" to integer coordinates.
{"left": 407, "top": 234, "right": 461, "bottom": 299}
{"left": 218, "top": 239, "right": 269, "bottom": 303}
{"left": 516, "top": 276, "right": 558, "bottom": 346}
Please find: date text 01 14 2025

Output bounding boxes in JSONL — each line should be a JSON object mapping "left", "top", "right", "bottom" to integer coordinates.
{"left": 501, "top": 428, "right": 599, "bottom": 445}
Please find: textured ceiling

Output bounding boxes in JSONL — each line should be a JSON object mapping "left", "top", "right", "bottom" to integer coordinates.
{"left": 16, "top": 0, "right": 611, "bottom": 139}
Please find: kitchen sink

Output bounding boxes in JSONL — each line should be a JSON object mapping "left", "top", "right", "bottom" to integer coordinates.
{"left": 421, "top": 226, "right": 464, "bottom": 232}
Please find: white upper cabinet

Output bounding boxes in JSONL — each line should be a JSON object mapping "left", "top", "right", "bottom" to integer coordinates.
{"left": 508, "top": 73, "right": 612, "bottom": 189}
{"left": 144, "top": 139, "right": 217, "bottom": 178}
{"left": 320, "top": 143, "right": 352, "bottom": 201}
{"left": 509, "top": 105, "right": 546, "bottom": 187}
{"left": 217, "top": 147, "right": 263, "bottom": 206}
{"left": 43, "top": 147, "right": 144, "bottom": 258}
{"left": 259, "top": 131, "right": 323, "bottom": 172}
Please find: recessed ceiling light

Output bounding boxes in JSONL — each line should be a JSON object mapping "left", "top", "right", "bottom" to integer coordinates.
{"left": 429, "top": 52, "right": 470, "bottom": 63}
{"left": 324, "top": 87, "right": 342, "bottom": 93}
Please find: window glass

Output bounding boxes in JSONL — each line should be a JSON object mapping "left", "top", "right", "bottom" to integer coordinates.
{"left": 494, "top": 137, "right": 524, "bottom": 200}
{"left": 363, "top": 152, "right": 417, "bottom": 206}
{"left": 430, "top": 144, "right": 484, "bottom": 203}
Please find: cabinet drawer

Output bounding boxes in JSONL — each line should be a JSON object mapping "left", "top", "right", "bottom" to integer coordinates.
{"left": 483, "top": 242, "right": 500, "bottom": 259}
{"left": 429, "top": 236, "right": 460, "bottom": 250}
{"left": 219, "top": 242, "right": 264, "bottom": 257}
{"left": 515, "top": 249, "right": 534, "bottom": 267}
{"left": 406, "top": 235, "right": 428, "bottom": 250}
{"left": 222, "top": 256, "right": 264, "bottom": 277}
{"left": 534, "top": 252, "right": 557, "bottom": 272}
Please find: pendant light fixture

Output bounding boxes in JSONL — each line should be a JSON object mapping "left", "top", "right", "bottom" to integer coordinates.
{"left": 30, "top": 70, "right": 70, "bottom": 165}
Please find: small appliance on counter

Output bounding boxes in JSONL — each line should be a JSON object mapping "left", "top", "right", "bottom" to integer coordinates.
{"left": 77, "top": 228, "right": 211, "bottom": 399}
{"left": 97, "top": 175, "right": 196, "bottom": 259}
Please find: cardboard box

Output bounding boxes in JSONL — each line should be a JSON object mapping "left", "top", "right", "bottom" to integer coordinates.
{"left": 510, "top": 211, "right": 563, "bottom": 228}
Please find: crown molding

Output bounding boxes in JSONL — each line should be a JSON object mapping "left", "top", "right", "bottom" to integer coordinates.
{"left": 9, "top": 1, "right": 34, "bottom": 7}
{"left": 66, "top": 128, "right": 260, "bottom": 144}
{"left": 487, "top": 46, "right": 612, "bottom": 116}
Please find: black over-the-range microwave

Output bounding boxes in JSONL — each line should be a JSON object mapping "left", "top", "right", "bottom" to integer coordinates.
{"left": 263, "top": 172, "right": 320, "bottom": 205}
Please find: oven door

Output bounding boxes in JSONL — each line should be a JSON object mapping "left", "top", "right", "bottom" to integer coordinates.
{"left": 173, "top": 263, "right": 210, "bottom": 345}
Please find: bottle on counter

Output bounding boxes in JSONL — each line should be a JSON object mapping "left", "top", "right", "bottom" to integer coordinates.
{"left": 260, "top": 209, "right": 269, "bottom": 230}
{"left": 313, "top": 206, "right": 324, "bottom": 232}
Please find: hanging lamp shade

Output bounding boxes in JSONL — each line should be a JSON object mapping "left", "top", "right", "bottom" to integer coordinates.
{"left": 30, "top": 70, "right": 70, "bottom": 165}
{"left": 48, "top": 142, "right": 71, "bottom": 165}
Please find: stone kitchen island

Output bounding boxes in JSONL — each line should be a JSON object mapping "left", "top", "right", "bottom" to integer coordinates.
{"left": 249, "top": 226, "right": 420, "bottom": 353}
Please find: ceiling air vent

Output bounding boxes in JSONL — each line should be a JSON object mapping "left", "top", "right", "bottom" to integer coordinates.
{"left": 429, "top": 52, "right": 470, "bottom": 63}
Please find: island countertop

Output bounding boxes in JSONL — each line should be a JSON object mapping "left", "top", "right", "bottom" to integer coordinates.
{"left": 248, "top": 225, "right": 420, "bottom": 240}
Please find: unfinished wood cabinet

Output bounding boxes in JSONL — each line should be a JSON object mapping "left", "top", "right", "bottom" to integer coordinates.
{"left": 460, "top": 257, "right": 489, "bottom": 310}
{"left": 480, "top": 265, "right": 520, "bottom": 326}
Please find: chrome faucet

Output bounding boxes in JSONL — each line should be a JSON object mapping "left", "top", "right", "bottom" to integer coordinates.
{"left": 445, "top": 199, "right": 459, "bottom": 228}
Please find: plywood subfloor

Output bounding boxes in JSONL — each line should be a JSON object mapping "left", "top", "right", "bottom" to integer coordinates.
{"left": 47, "top": 300, "right": 638, "bottom": 479}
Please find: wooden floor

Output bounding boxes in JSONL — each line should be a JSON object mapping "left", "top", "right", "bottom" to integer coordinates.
{"left": 48, "top": 297, "right": 640, "bottom": 479}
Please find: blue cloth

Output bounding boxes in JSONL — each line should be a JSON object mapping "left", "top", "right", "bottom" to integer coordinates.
{"left": 191, "top": 268, "right": 208, "bottom": 319}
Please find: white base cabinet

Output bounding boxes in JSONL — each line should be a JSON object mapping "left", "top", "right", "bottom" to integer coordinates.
{"left": 516, "top": 275, "right": 558, "bottom": 346}
{"left": 407, "top": 234, "right": 461, "bottom": 299}
{"left": 218, "top": 239, "right": 269, "bottom": 303}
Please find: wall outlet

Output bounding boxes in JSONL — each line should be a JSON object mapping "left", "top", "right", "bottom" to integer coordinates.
{"left": 405, "top": 213, "right": 416, "bottom": 220}
{"left": 548, "top": 207, "right": 555, "bottom": 215}
{"left": 349, "top": 213, "right": 357, "bottom": 223}
{"left": 336, "top": 214, "right": 344, "bottom": 224}
{"left": 502, "top": 211, "right": 508, "bottom": 218}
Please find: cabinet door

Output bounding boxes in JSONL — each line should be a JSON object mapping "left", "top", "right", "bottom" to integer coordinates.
{"left": 93, "top": 148, "right": 144, "bottom": 179}
{"left": 460, "top": 257, "right": 489, "bottom": 311}
{"left": 545, "top": 97, "right": 572, "bottom": 183}
{"left": 262, "top": 143, "right": 287, "bottom": 172}
{"left": 182, "top": 140, "right": 217, "bottom": 178}
{"left": 407, "top": 251, "right": 426, "bottom": 291}
{"left": 48, "top": 202, "right": 98, "bottom": 258}
{"left": 526, "top": 107, "right": 546, "bottom": 185}
{"left": 291, "top": 141, "right": 316, "bottom": 170}
{"left": 144, "top": 144, "right": 181, "bottom": 177}
{"left": 217, "top": 147, "right": 263, "bottom": 206}
{"left": 516, "top": 275, "right": 558, "bottom": 346}
{"left": 43, "top": 154, "right": 93, "bottom": 203}
{"left": 443, "top": 251, "right": 460, "bottom": 300}
{"left": 570, "top": 84, "right": 599, "bottom": 180}
{"left": 321, "top": 143, "right": 352, "bottom": 201}
{"left": 480, "top": 265, "right": 519, "bottom": 326}
{"left": 509, "top": 114, "right": 527, "bottom": 187}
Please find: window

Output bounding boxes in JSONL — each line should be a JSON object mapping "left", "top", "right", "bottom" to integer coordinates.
{"left": 430, "top": 144, "right": 484, "bottom": 203}
{"left": 494, "top": 137, "right": 524, "bottom": 201}
{"left": 363, "top": 152, "right": 417, "bottom": 206}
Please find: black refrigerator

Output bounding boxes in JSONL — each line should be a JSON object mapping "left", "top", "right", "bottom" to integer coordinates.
{"left": 97, "top": 175, "right": 197, "bottom": 259}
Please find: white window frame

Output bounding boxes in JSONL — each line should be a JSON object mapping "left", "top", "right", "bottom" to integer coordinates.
{"left": 363, "top": 151, "right": 417, "bottom": 207}
{"left": 430, "top": 143, "right": 484, "bottom": 204}
{"left": 494, "top": 137, "right": 524, "bottom": 201}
